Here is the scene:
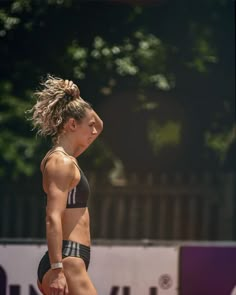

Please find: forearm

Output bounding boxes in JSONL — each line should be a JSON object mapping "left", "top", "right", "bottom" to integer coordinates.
{"left": 93, "top": 111, "right": 103, "bottom": 134}
{"left": 79, "top": 96, "right": 103, "bottom": 133}
{"left": 46, "top": 213, "right": 63, "bottom": 264}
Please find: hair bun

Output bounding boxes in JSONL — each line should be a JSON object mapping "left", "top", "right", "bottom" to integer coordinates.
{"left": 64, "top": 80, "right": 80, "bottom": 100}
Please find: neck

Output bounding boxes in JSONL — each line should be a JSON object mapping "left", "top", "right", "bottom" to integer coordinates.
{"left": 53, "top": 143, "right": 75, "bottom": 157}
{"left": 53, "top": 133, "right": 81, "bottom": 158}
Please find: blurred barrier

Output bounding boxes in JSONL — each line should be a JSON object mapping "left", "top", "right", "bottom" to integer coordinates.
{"left": 89, "top": 244, "right": 178, "bottom": 295}
{"left": 0, "top": 241, "right": 178, "bottom": 295}
{"left": 89, "top": 172, "right": 235, "bottom": 240}
{"left": 0, "top": 240, "right": 236, "bottom": 295}
{"left": 0, "top": 172, "right": 235, "bottom": 240}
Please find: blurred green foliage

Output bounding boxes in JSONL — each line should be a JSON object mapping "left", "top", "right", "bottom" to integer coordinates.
{"left": 0, "top": 0, "right": 234, "bottom": 186}
{"left": 147, "top": 120, "right": 181, "bottom": 154}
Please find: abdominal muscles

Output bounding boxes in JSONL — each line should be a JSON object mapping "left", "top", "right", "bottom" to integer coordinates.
{"left": 62, "top": 207, "right": 91, "bottom": 246}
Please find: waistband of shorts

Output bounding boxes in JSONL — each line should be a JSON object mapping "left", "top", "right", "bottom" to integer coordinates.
{"left": 62, "top": 240, "right": 90, "bottom": 258}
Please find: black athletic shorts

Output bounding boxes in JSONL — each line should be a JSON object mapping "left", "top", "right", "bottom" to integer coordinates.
{"left": 37, "top": 240, "right": 91, "bottom": 283}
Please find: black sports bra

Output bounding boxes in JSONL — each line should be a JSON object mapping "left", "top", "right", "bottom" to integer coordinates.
{"left": 42, "top": 149, "right": 90, "bottom": 209}
{"left": 67, "top": 167, "right": 90, "bottom": 208}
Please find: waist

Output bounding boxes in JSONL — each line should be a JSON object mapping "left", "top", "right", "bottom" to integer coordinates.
{"left": 62, "top": 208, "right": 91, "bottom": 245}
{"left": 62, "top": 240, "right": 90, "bottom": 257}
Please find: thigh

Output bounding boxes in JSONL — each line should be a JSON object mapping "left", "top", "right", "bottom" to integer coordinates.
{"left": 63, "top": 256, "right": 97, "bottom": 295}
{"left": 37, "top": 280, "right": 46, "bottom": 295}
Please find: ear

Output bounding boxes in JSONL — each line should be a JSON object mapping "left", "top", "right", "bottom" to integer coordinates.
{"left": 67, "top": 118, "right": 78, "bottom": 131}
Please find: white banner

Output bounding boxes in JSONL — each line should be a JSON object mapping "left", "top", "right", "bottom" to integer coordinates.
{"left": 0, "top": 244, "right": 179, "bottom": 295}
{"left": 90, "top": 245, "right": 179, "bottom": 295}
{"left": 0, "top": 244, "right": 46, "bottom": 295}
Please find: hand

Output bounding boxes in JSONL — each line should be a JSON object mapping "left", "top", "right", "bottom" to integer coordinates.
{"left": 49, "top": 270, "right": 69, "bottom": 295}
{"left": 64, "top": 79, "right": 74, "bottom": 89}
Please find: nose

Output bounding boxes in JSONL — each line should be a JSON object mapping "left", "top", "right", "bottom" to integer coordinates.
{"left": 92, "top": 127, "right": 98, "bottom": 135}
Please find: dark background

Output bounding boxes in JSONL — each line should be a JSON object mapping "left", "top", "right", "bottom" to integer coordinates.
{"left": 0, "top": 0, "right": 235, "bottom": 240}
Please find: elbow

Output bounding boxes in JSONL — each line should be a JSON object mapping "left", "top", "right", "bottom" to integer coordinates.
{"left": 45, "top": 210, "right": 63, "bottom": 227}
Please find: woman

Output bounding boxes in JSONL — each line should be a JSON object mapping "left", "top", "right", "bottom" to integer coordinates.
{"left": 29, "top": 75, "right": 103, "bottom": 295}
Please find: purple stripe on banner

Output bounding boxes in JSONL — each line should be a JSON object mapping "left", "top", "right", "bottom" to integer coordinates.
{"left": 180, "top": 246, "right": 236, "bottom": 295}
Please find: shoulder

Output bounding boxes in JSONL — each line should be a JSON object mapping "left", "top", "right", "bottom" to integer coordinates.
{"left": 43, "top": 152, "right": 76, "bottom": 181}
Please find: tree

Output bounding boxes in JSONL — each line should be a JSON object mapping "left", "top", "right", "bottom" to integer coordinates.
{"left": 0, "top": 0, "right": 234, "bottom": 187}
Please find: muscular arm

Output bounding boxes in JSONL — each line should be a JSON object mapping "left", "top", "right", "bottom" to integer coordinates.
{"left": 92, "top": 109, "right": 103, "bottom": 135}
{"left": 43, "top": 155, "right": 75, "bottom": 265}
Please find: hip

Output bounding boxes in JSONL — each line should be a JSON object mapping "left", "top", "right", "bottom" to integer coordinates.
{"left": 37, "top": 240, "right": 91, "bottom": 284}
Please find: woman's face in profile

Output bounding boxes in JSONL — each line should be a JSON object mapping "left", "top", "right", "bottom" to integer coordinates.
{"left": 75, "top": 109, "right": 98, "bottom": 147}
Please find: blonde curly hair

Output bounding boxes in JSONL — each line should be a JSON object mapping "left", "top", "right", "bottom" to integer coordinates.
{"left": 28, "top": 75, "right": 91, "bottom": 141}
